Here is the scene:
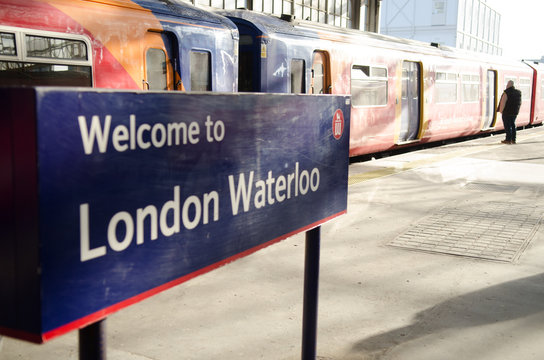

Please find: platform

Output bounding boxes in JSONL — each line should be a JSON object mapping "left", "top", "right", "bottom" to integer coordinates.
{"left": 3, "top": 126, "right": 544, "bottom": 360}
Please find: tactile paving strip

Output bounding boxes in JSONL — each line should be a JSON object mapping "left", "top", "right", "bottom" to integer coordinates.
{"left": 389, "top": 201, "right": 542, "bottom": 262}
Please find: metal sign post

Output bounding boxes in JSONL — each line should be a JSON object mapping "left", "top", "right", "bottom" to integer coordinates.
{"left": 301, "top": 226, "right": 321, "bottom": 360}
{"left": 79, "top": 319, "right": 106, "bottom": 360}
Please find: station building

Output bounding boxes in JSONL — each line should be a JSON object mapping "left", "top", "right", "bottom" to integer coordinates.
{"left": 185, "top": 0, "right": 382, "bottom": 32}
{"left": 380, "top": 0, "right": 502, "bottom": 55}
{"left": 182, "top": 0, "right": 502, "bottom": 56}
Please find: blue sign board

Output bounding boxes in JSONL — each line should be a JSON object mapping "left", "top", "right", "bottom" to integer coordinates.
{"left": 0, "top": 88, "right": 350, "bottom": 343}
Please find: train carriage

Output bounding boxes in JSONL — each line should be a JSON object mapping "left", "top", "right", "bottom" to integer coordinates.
{"left": 421, "top": 53, "right": 533, "bottom": 141}
{"left": 220, "top": 9, "right": 538, "bottom": 156}
{"left": 1, "top": 3, "right": 541, "bottom": 158}
{"left": 0, "top": 0, "right": 239, "bottom": 92}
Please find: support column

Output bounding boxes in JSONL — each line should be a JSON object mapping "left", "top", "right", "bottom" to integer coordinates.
{"left": 364, "top": 0, "right": 382, "bottom": 33}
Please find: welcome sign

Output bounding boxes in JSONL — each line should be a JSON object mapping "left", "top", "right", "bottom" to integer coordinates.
{"left": 0, "top": 88, "right": 350, "bottom": 343}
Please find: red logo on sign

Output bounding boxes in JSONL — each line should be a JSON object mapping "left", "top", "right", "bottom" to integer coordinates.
{"left": 332, "top": 109, "right": 344, "bottom": 140}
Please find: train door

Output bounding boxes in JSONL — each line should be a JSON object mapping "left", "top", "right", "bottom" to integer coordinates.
{"left": 399, "top": 61, "right": 421, "bottom": 142}
{"left": 311, "top": 51, "right": 331, "bottom": 94}
{"left": 290, "top": 59, "right": 306, "bottom": 93}
{"left": 236, "top": 23, "right": 262, "bottom": 92}
{"left": 483, "top": 70, "right": 497, "bottom": 129}
{"left": 143, "top": 31, "right": 178, "bottom": 90}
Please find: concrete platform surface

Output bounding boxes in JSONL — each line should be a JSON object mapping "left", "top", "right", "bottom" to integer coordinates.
{"left": 3, "top": 126, "right": 544, "bottom": 360}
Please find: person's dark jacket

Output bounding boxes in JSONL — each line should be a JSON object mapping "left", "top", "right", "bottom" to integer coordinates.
{"left": 503, "top": 86, "right": 522, "bottom": 116}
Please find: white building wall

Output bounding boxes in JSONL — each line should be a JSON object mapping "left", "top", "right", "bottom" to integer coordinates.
{"left": 380, "top": 0, "right": 501, "bottom": 55}
{"left": 456, "top": 0, "right": 501, "bottom": 55}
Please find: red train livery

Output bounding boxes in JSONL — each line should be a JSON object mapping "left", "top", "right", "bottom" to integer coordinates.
{"left": 218, "top": 10, "right": 544, "bottom": 156}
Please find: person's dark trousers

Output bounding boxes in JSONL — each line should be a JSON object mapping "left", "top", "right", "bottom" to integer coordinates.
{"left": 502, "top": 114, "right": 517, "bottom": 143}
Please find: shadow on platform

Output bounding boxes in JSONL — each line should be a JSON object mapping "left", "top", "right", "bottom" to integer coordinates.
{"left": 350, "top": 273, "right": 544, "bottom": 357}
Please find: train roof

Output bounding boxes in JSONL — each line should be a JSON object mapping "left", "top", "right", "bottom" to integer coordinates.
{"left": 217, "top": 9, "right": 454, "bottom": 52}
{"left": 129, "top": 0, "right": 237, "bottom": 28}
{"left": 218, "top": 9, "right": 529, "bottom": 68}
{"left": 216, "top": 9, "right": 309, "bottom": 35}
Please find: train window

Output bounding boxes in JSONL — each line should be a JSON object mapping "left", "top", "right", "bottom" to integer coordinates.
{"left": 0, "top": 62, "right": 91, "bottom": 87}
{"left": 239, "top": 35, "right": 253, "bottom": 45}
{"left": 290, "top": 59, "right": 305, "bottom": 93}
{"left": 372, "top": 67, "right": 387, "bottom": 78}
{"left": 435, "top": 72, "right": 458, "bottom": 103}
{"left": 351, "top": 65, "right": 388, "bottom": 106}
{"left": 190, "top": 51, "right": 211, "bottom": 91}
{"left": 0, "top": 27, "right": 92, "bottom": 87}
{"left": 312, "top": 64, "right": 324, "bottom": 94}
{"left": 26, "top": 35, "right": 87, "bottom": 60}
{"left": 146, "top": 48, "right": 168, "bottom": 90}
{"left": 519, "top": 78, "right": 531, "bottom": 100}
{"left": 504, "top": 77, "right": 516, "bottom": 88}
{"left": 0, "top": 32, "right": 16, "bottom": 56}
{"left": 461, "top": 74, "right": 480, "bottom": 103}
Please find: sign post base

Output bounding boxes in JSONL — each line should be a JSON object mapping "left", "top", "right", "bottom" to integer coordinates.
{"left": 301, "top": 226, "right": 321, "bottom": 359}
{"left": 79, "top": 319, "right": 106, "bottom": 360}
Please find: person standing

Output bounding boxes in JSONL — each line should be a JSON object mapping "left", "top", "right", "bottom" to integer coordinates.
{"left": 498, "top": 80, "right": 522, "bottom": 144}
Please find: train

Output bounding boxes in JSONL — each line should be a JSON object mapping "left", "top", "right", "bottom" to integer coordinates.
{"left": 1, "top": 0, "right": 543, "bottom": 157}
{"left": 0, "top": 0, "right": 239, "bottom": 91}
